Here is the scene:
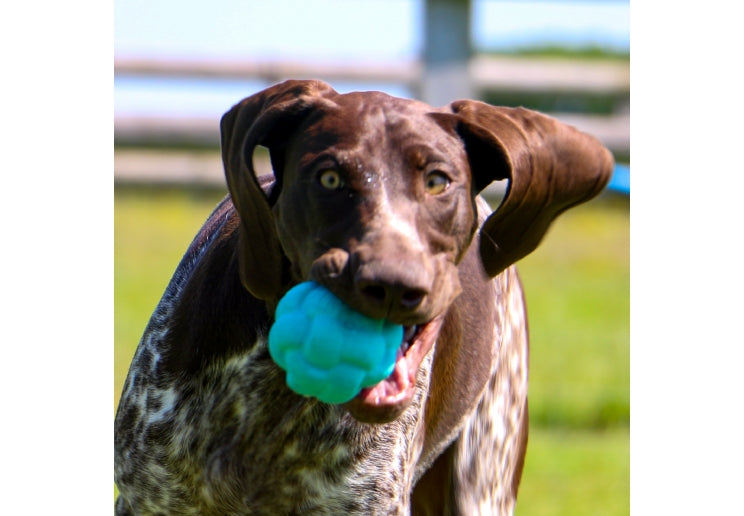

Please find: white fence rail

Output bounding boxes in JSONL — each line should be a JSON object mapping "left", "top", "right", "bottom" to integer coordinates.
{"left": 115, "top": 55, "right": 629, "bottom": 93}
{"left": 114, "top": 56, "right": 629, "bottom": 187}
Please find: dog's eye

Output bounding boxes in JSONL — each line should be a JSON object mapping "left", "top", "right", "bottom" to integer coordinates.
{"left": 318, "top": 169, "right": 345, "bottom": 190}
{"left": 424, "top": 172, "right": 451, "bottom": 195}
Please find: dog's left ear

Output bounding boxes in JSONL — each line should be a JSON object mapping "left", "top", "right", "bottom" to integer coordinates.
{"left": 433, "top": 101, "right": 614, "bottom": 277}
{"left": 220, "top": 79, "right": 337, "bottom": 301}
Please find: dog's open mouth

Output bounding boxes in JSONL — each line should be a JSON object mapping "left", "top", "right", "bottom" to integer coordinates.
{"left": 344, "top": 316, "right": 444, "bottom": 423}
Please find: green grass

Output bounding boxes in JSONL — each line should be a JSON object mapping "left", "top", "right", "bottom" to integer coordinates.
{"left": 513, "top": 197, "right": 629, "bottom": 514}
{"left": 517, "top": 196, "right": 630, "bottom": 430}
{"left": 515, "top": 427, "right": 629, "bottom": 516}
{"left": 114, "top": 186, "right": 629, "bottom": 515}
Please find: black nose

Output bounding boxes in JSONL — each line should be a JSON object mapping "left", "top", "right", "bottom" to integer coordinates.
{"left": 359, "top": 282, "right": 427, "bottom": 309}
{"left": 350, "top": 241, "right": 433, "bottom": 319}
{"left": 356, "top": 276, "right": 429, "bottom": 317}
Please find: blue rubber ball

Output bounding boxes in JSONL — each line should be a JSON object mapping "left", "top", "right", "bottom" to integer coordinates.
{"left": 268, "top": 281, "right": 403, "bottom": 404}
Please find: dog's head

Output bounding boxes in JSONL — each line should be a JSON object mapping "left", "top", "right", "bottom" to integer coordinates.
{"left": 220, "top": 79, "right": 613, "bottom": 421}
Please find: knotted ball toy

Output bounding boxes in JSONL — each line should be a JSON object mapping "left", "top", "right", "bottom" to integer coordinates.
{"left": 268, "top": 281, "right": 403, "bottom": 404}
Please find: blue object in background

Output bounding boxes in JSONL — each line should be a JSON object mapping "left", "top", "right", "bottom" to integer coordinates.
{"left": 607, "top": 163, "right": 630, "bottom": 195}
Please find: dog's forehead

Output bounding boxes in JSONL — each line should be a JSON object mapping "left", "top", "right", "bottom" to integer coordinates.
{"left": 332, "top": 90, "right": 438, "bottom": 127}
{"left": 294, "top": 90, "right": 458, "bottom": 160}
{"left": 340, "top": 90, "right": 431, "bottom": 109}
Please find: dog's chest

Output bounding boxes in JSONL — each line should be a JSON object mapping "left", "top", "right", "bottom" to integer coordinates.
{"left": 115, "top": 329, "right": 429, "bottom": 515}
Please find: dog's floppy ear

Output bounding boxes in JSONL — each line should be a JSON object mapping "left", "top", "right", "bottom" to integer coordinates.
{"left": 220, "top": 79, "right": 337, "bottom": 301}
{"left": 437, "top": 101, "right": 614, "bottom": 277}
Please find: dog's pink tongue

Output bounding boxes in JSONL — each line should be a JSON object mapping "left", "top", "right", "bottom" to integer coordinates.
{"left": 357, "top": 350, "right": 412, "bottom": 406}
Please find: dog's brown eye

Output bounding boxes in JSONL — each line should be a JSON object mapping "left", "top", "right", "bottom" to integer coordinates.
{"left": 424, "top": 172, "right": 450, "bottom": 195}
{"left": 318, "top": 169, "right": 344, "bottom": 190}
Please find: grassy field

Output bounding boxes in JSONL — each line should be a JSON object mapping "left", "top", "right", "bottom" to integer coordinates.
{"left": 512, "top": 193, "right": 629, "bottom": 515}
{"left": 114, "top": 185, "right": 629, "bottom": 515}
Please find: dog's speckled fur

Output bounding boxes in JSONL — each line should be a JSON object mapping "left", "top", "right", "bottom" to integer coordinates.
{"left": 114, "top": 80, "right": 612, "bottom": 515}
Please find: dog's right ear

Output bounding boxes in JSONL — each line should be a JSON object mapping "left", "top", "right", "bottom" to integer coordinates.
{"left": 220, "top": 79, "right": 337, "bottom": 302}
{"left": 432, "top": 102, "right": 613, "bottom": 278}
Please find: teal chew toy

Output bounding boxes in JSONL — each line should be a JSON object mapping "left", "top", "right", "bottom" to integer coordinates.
{"left": 268, "top": 281, "right": 403, "bottom": 404}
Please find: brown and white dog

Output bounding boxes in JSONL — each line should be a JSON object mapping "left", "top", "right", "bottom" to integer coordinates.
{"left": 114, "top": 80, "right": 613, "bottom": 515}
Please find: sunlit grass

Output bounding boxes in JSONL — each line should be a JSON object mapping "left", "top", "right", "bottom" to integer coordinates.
{"left": 517, "top": 196, "right": 630, "bottom": 429}
{"left": 516, "top": 427, "right": 630, "bottom": 516}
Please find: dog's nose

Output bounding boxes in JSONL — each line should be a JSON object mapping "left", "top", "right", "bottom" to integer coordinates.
{"left": 358, "top": 281, "right": 428, "bottom": 312}
{"left": 350, "top": 237, "right": 433, "bottom": 319}
{"left": 353, "top": 263, "right": 432, "bottom": 320}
